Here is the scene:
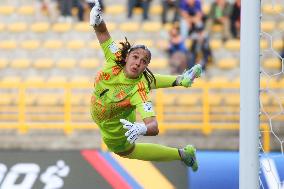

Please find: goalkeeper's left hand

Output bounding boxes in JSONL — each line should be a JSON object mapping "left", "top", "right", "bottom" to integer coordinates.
{"left": 120, "top": 119, "right": 147, "bottom": 144}
{"left": 178, "top": 64, "right": 202, "bottom": 88}
{"left": 90, "top": 0, "right": 103, "bottom": 27}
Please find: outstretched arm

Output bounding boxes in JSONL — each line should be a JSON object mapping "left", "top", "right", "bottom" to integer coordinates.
{"left": 90, "top": 0, "right": 110, "bottom": 44}
{"left": 151, "top": 64, "right": 202, "bottom": 89}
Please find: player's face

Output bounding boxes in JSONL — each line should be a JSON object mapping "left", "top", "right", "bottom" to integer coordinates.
{"left": 124, "top": 48, "right": 150, "bottom": 79}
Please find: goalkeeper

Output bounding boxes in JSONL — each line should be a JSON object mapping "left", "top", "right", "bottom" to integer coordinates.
{"left": 90, "top": 0, "right": 202, "bottom": 171}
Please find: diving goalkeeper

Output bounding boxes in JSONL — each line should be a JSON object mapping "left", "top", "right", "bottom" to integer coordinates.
{"left": 90, "top": 0, "right": 202, "bottom": 171}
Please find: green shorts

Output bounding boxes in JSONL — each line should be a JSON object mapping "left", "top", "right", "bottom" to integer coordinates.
{"left": 103, "top": 137, "right": 134, "bottom": 153}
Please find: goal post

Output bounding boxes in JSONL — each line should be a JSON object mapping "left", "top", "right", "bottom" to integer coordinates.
{"left": 239, "top": 0, "right": 261, "bottom": 188}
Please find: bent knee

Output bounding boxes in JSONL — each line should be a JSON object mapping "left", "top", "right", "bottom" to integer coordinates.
{"left": 114, "top": 145, "right": 135, "bottom": 157}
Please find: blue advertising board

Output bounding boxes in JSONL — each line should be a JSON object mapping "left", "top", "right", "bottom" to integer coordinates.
{"left": 189, "top": 151, "right": 284, "bottom": 189}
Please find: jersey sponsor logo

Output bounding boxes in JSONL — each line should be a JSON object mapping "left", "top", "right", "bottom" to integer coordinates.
{"left": 109, "top": 42, "right": 118, "bottom": 54}
{"left": 143, "top": 102, "right": 153, "bottom": 112}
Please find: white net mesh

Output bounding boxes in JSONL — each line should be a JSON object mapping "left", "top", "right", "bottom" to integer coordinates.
{"left": 259, "top": 0, "right": 284, "bottom": 188}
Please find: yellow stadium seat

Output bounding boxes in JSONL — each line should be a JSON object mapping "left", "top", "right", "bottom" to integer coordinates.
{"left": 0, "top": 76, "right": 22, "bottom": 84}
{"left": 185, "top": 38, "right": 193, "bottom": 48}
{"left": 210, "top": 76, "right": 230, "bottom": 84}
{"left": 107, "top": 22, "right": 117, "bottom": 32}
{"left": 261, "top": 21, "right": 276, "bottom": 32}
{"left": 133, "top": 7, "right": 143, "bottom": 14}
{"left": 0, "top": 6, "right": 15, "bottom": 15}
{"left": 73, "top": 22, "right": 92, "bottom": 32}
{"left": 202, "top": 3, "right": 210, "bottom": 15}
{"left": 149, "top": 5, "right": 162, "bottom": 15}
{"left": 119, "top": 22, "right": 140, "bottom": 32}
{"left": 8, "top": 22, "right": 28, "bottom": 32}
{"left": 56, "top": 58, "right": 76, "bottom": 69}
{"left": 224, "top": 39, "right": 240, "bottom": 51}
{"left": 156, "top": 39, "right": 168, "bottom": 50}
{"left": 79, "top": 58, "right": 99, "bottom": 69}
{"left": 278, "top": 22, "right": 284, "bottom": 30}
{"left": 66, "top": 40, "right": 85, "bottom": 50}
{"left": 162, "top": 23, "right": 174, "bottom": 31}
{"left": 134, "top": 39, "right": 153, "bottom": 48}
{"left": 224, "top": 94, "right": 240, "bottom": 105}
{"left": 105, "top": 5, "right": 125, "bottom": 15}
{"left": 211, "top": 24, "right": 223, "bottom": 33}
{"left": 217, "top": 58, "right": 238, "bottom": 70}
{"left": 141, "top": 21, "right": 162, "bottom": 32}
{"left": 0, "top": 23, "right": 5, "bottom": 32}
{"left": 18, "top": 5, "right": 35, "bottom": 15}
{"left": 263, "top": 58, "right": 281, "bottom": 70}
{"left": 71, "top": 76, "right": 90, "bottom": 84}
{"left": 260, "top": 93, "right": 271, "bottom": 105}
{"left": 0, "top": 40, "right": 17, "bottom": 50}
{"left": 52, "top": 23, "right": 71, "bottom": 33}
{"left": 161, "top": 94, "right": 176, "bottom": 105}
{"left": 34, "top": 58, "right": 54, "bottom": 69}
{"left": 89, "top": 40, "right": 100, "bottom": 49}
{"left": 272, "top": 39, "right": 283, "bottom": 51}
{"left": 209, "top": 39, "right": 222, "bottom": 50}
{"left": 30, "top": 22, "right": 50, "bottom": 33}
{"left": 207, "top": 94, "right": 223, "bottom": 106}
{"left": 47, "top": 76, "right": 67, "bottom": 83}
{"left": 43, "top": 40, "right": 63, "bottom": 49}
{"left": 25, "top": 75, "right": 45, "bottom": 83}
{"left": 0, "top": 93, "right": 16, "bottom": 105}
{"left": 149, "top": 58, "right": 168, "bottom": 70}
{"left": 20, "top": 40, "right": 40, "bottom": 50}
{"left": 262, "top": 4, "right": 283, "bottom": 15}
{"left": 176, "top": 94, "right": 201, "bottom": 105}
{"left": 36, "top": 94, "right": 63, "bottom": 106}
{"left": 260, "top": 39, "right": 269, "bottom": 50}
{"left": 0, "top": 58, "right": 8, "bottom": 69}
{"left": 10, "top": 58, "right": 31, "bottom": 69}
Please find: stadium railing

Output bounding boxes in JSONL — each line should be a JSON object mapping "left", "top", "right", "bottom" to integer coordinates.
{"left": 0, "top": 79, "right": 281, "bottom": 151}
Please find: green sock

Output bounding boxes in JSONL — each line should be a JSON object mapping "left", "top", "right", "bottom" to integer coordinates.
{"left": 124, "top": 143, "right": 181, "bottom": 161}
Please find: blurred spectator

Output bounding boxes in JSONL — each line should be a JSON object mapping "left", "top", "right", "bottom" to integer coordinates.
{"left": 86, "top": 0, "right": 104, "bottom": 11}
{"left": 169, "top": 51, "right": 189, "bottom": 74}
{"left": 35, "top": 0, "right": 58, "bottom": 22}
{"left": 188, "top": 30, "right": 212, "bottom": 71}
{"left": 230, "top": 0, "right": 241, "bottom": 38}
{"left": 58, "top": 0, "right": 73, "bottom": 22}
{"left": 167, "top": 24, "right": 187, "bottom": 56}
{"left": 128, "top": 0, "right": 152, "bottom": 21}
{"left": 179, "top": 0, "right": 205, "bottom": 39}
{"left": 161, "top": 0, "right": 180, "bottom": 25}
{"left": 206, "top": 0, "right": 232, "bottom": 41}
{"left": 73, "top": 0, "right": 85, "bottom": 22}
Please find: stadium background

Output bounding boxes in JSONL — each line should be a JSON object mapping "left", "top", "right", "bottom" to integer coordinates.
{"left": 0, "top": 0, "right": 283, "bottom": 188}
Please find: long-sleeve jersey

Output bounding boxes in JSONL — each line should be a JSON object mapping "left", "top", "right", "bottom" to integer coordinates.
{"left": 90, "top": 38, "right": 156, "bottom": 140}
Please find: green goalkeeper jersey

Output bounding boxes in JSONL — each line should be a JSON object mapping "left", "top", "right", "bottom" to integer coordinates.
{"left": 90, "top": 38, "right": 156, "bottom": 141}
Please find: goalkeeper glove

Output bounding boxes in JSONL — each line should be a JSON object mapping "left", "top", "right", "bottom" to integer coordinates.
{"left": 120, "top": 119, "right": 147, "bottom": 144}
{"left": 90, "top": 0, "right": 103, "bottom": 27}
{"left": 179, "top": 64, "right": 202, "bottom": 88}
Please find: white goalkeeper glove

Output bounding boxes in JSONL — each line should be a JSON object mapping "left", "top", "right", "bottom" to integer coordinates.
{"left": 90, "top": 0, "right": 103, "bottom": 27}
{"left": 178, "top": 64, "right": 202, "bottom": 88}
{"left": 120, "top": 119, "right": 147, "bottom": 144}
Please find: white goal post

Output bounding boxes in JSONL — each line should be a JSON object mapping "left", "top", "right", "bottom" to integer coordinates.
{"left": 239, "top": 0, "right": 261, "bottom": 188}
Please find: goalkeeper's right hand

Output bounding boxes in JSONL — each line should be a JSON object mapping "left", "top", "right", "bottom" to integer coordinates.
{"left": 179, "top": 64, "right": 202, "bottom": 88}
{"left": 90, "top": 0, "right": 103, "bottom": 27}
